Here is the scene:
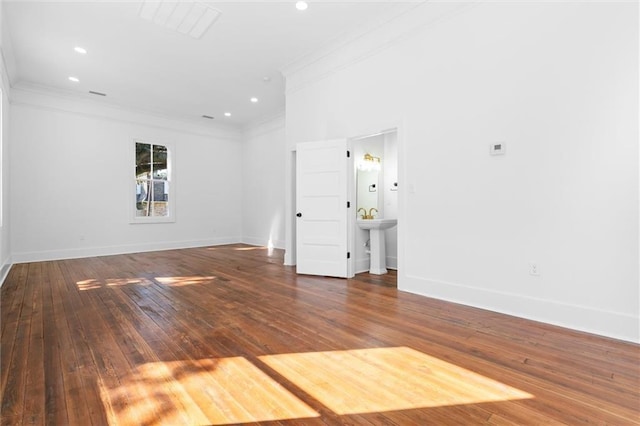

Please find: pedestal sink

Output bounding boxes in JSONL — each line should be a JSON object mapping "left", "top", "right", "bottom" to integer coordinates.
{"left": 357, "top": 219, "right": 397, "bottom": 274}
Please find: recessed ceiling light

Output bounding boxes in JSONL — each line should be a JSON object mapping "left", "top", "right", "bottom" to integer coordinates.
{"left": 224, "top": 112, "right": 231, "bottom": 117}
{"left": 74, "top": 46, "right": 87, "bottom": 54}
{"left": 68, "top": 76, "right": 79, "bottom": 82}
{"left": 296, "top": 1, "right": 308, "bottom": 11}
{"left": 250, "top": 97, "right": 258, "bottom": 103}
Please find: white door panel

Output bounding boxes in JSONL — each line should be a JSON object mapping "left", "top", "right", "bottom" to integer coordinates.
{"left": 296, "top": 139, "right": 349, "bottom": 278}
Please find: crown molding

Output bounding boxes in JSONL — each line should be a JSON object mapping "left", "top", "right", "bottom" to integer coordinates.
{"left": 242, "top": 109, "right": 285, "bottom": 139}
{"left": 282, "top": 1, "right": 478, "bottom": 95}
{"left": 0, "top": 1, "right": 17, "bottom": 93}
{"left": 0, "top": 52, "right": 9, "bottom": 99}
{"left": 11, "top": 82, "right": 243, "bottom": 142}
{"left": 0, "top": 48, "right": 14, "bottom": 100}
{"left": 281, "top": 2, "right": 421, "bottom": 78}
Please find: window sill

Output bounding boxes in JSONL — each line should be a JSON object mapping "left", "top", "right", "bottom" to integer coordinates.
{"left": 130, "top": 216, "right": 175, "bottom": 224}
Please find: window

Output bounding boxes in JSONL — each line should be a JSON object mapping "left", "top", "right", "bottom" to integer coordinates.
{"left": 132, "top": 140, "right": 174, "bottom": 223}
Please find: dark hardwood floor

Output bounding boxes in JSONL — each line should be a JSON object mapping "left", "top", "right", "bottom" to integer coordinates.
{"left": 1, "top": 244, "right": 639, "bottom": 425}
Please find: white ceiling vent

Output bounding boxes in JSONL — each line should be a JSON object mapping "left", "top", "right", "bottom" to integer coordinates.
{"left": 139, "top": 1, "right": 222, "bottom": 39}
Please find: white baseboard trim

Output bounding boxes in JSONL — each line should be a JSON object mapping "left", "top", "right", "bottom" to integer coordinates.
{"left": 241, "top": 236, "right": 285, "bottom": 250}
{"left": 0, "top": 257, "right": 12, "bottom": 287}
{"left": 355, "top": 257, "right": 397, "bottom": 274}
{"left": 284, "top": 251, "right": 294, "bottom": 266}
{"left": 386, "top": 256, "right": 397, "bottom": 270}
{"left": 355, "top": 258, "right": 370, "bottom": 274}
{"left": 401, "top": 274, "right": 640, "bottom": 344}
{"left": 11, "top": 237, "right": 243, "bottom": 264}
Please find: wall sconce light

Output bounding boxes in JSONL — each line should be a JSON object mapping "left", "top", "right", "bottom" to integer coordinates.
{"left": 358, "top": 153, "right": 381, "bottom": 171}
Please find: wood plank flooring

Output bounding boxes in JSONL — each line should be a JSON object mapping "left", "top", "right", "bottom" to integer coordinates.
{"left": 1, "top": 244, "right": 639, "bottom": 425}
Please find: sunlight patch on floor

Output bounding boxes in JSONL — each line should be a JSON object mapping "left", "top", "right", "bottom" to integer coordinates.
{"left": 259, "top": 346, "right": 533, "bottom": 415}
{"left": 76, "top": 278, "right": 154, "bottom": 290}
{"left": 98, "top": 357, "right": 318, "bottom": 426}
{"left": 232, "top": 246, "right": 268, "bottom": 251}
{"left": 76, "top": 276, "right": 218, "bottom": 290}
{"left": 76, "top": 279, "right": 102, "bottom": 291}
{"left": 155, "top": 276, "right": 216, "bottom": 287}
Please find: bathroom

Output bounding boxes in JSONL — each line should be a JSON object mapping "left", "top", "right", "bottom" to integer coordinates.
{"left": 353, "top": 130, "right": 398, "bottom": 276}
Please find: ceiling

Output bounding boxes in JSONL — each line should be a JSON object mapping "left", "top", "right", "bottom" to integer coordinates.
{"left": 2, "top": 0, "right": 416, "bottom": 127}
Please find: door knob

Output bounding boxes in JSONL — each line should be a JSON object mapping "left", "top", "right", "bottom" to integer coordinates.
{"left": 296, "top": 212, "right": 302, "bottom": 217}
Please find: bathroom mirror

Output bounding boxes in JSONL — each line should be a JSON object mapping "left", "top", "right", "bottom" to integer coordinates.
{"left": 356, "top": 169, "right": 380, "bottom": 218}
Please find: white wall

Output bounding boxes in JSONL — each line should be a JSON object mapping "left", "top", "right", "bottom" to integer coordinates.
{"left": 10, "top": 88, "right": 243, "bottom": 262}
{"left": 0, "top": 78, "right": 10, "bottom": 283}
{"left": 241, "top": 114, "right": 286, "bottom": 249}
{"left": 284, "top": 2, "right": 639, "bottom": 342}
{"left": 0, "top": 0, "right": 12, "bottom": 284}
{"left": 0, "top": 69, "right": 10, "bottom": 283}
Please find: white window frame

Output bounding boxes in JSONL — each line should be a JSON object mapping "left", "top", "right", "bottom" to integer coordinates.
{"left": 130, "top": 138, "right": 176, "bottom": 224}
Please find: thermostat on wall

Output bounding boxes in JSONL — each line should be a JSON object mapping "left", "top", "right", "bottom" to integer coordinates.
{"left": 490, "top": 142, "right": 506, "bottom": 155}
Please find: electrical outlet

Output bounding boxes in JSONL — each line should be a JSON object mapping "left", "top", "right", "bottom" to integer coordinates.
{"left": 529, "top": 262, "right": 539, "bottom": 276}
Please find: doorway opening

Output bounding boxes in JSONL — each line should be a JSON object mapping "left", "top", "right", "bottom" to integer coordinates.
{"left": 350, "top": 129, "right": 398, "bottom": 287}
{"left": 290, "top": 127, "right": 400, "bottom": 287}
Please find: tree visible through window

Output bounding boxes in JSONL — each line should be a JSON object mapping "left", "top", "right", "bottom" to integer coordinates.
{"left": 135, "top": 142, "right": 170, "bottom": 218}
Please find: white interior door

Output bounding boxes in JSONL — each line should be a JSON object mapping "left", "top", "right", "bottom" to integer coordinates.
{"left": 296, "top": 139, "right": 349, "bottom": 278}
